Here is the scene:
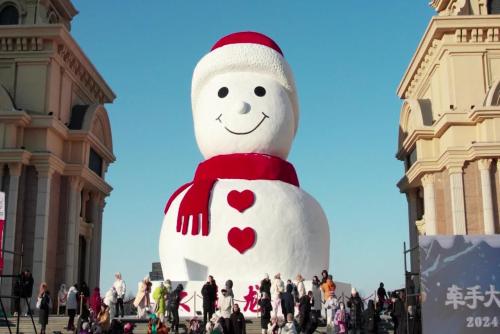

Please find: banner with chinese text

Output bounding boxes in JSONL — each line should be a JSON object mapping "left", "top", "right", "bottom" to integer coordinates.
{"left": 419, "top": 235, "right": 500, "bottom": 333}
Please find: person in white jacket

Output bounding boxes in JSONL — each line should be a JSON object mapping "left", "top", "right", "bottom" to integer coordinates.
{"left": 271, "top": 273, "right": 285, "bottom": 318}
{"left": 104, "top": 286, "right": 118, "bottom": 319}
{"left": 295, "top": 275, "right": 306, "bottom": 300}
{"left": 113, "top": 272, "right": 126, "bottom": 317}
{"left": 218, "top": 288, "right": 234, "bottom": 331}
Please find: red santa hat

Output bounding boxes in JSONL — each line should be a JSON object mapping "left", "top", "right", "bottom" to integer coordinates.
{"left": 192, "top": 31, "right": 299, "bottom": 133}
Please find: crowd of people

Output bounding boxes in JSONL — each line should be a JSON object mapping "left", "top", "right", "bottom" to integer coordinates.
{"left": 10, "top": 268, "right": 421, "bottom": 334}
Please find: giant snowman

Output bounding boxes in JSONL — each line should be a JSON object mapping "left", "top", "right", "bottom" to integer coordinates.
{"left": 159, "top": 32, "right": 329, "bottom": 282}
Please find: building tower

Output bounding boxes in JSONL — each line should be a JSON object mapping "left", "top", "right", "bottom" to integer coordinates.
{"left": 397, "top": 0, "right": 500, "bottom": 272}
{"left": 0, "top": 0, "right": 116, "bottom": 309}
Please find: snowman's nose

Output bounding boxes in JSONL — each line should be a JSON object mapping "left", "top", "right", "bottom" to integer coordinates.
{"left": 234, "top": 101, "right": 251, "bottom": 114}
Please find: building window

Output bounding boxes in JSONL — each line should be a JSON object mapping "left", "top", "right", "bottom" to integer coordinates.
{"left": 89, "top": 148, "right": 103, "bottom": 177}
{"left": 488, "top": 0, "right": 500, "bottom": 14}
{"left": 0, "top": 5, "right": 19, "bottom": 25}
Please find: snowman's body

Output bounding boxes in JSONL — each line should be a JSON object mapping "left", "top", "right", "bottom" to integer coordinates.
{"left": 159, "top": 32, "right": 331, "bottom": 283}
{"left": 159, "top": 179, "right": 329, "bottom": 281}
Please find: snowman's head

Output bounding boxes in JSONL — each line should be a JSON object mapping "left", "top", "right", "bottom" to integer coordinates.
{"left": 192, "top": 32, "right": 299, "bottom": 160}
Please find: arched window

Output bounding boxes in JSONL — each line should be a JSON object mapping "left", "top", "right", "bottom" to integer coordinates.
{"left": 0, "top": 5, "right": 19, "bottom": 25}
{"left": 488, "top": 0, "right": 500, "bottom": 14}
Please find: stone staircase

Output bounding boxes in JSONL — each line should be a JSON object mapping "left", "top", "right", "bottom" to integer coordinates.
{"left": 0, "top": 316, "right": 394, "bottom": 334}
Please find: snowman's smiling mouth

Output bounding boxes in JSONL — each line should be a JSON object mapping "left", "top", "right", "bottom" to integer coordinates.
{"left": 216, "top": 112, "right": 269, "bottom": 135}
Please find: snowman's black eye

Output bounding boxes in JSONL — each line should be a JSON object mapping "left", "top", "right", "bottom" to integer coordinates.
{"left": 254, "top": 86, "right": 266, "bottom": 97}
{"left": 218, "top": 87, "right": 229, "bottom": 98}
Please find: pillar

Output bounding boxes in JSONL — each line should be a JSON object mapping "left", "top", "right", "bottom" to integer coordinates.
{"left": 448, "top": 164, "right": 467, "bottom": 235}
{"left": 3, "top": 163, "right": 22, "bottom": 273}
{"left": 0, "top": 163, "right": 22, "bottom": 307}
{"left": 65, "top": 177, "right": 83, "bottom": 286}
{"left": 422, "top": 173, "right": 437, "bottom": 235}
{"left": 89, "top": 193, "right": 104, "bottom": 289}
{"left": 478, "top": 159, "right": 495, "bottom": 234}
{"left": 406, "top": 190, "right": 420, "bottom": 273}
{"left": 32, "top": 165, "right": 54, "bottom": 296}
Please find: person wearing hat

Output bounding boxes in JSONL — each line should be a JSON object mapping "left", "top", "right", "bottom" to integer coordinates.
{"left": 219, "top": 288, "right": 234, "bottom": 332}
{"left": 271, "top": 273, "right": 284, "bottom": 318}
{"left": 347, "top": 288, "right": 364, "bottom": 333}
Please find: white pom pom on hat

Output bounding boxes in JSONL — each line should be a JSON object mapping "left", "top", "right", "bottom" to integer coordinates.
{"left": 191, "top": 31, "right": 299, "bottom": 133}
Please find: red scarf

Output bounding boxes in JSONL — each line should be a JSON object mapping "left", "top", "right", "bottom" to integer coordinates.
{"left": 164, "top": 153, "right": 299, "bottom": 236}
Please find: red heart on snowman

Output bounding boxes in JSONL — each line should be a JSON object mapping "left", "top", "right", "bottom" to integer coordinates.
{"left": 227, "top": 190, "right": 255, "bottom": 213}
{"left": 227, "top": 227, "right": 256, "bottom": 254}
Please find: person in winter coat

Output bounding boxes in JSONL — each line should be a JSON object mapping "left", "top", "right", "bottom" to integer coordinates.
{"left": 171, "top": 284, "right": 184, "bottom": 333}
{"left": 391, "top": 292, "right": 406, "bottom": 334}
{"left": 377, "top": 282, "right": 387, "bottom": 312}
{"left": 57, "top": 283, "right": 68, "bottom": 314}
{"left": 363, "top": 300, "right": 380, "bottom": 333}
{"left": 295, "top": 275, "right": 306, "bottom": 300}
{"left": 90, "top": 287, "right": 102, "bottom": 315}
{"left": 36, "top": 282, "right": 51, "bottom": 334}
{"left": 281, "top": 313, "right": 297, "bottom": 334}
{"left": 18, "top": 269, "right": 34, "bottom": 316}
{"left": 225, "top": 280, "right": 234, "bottom": 298}
{"left": 258, "top": 292, "right": 272, "bottom": 334}
{"left": 104, "top": 286, "right": 118, "bottom": 319}
{"left": 229, "top": 304, "right": 246, "bottom": 334}
{"left": 202, "top": 275, "right": 217, "bottom": 324}
{"left": 147, "top": 313, "right": 169, "bottom": 334}
{"left": 97, "top": 303, "right": 111, "bottom": 332}
{"left": 164, "top": 279, "right": 173, "bottom": 322}
{"left": 281, "top": 284, "right": 295, "bottom": 318}
{"left": 333, "top": 302, "right": 349, "bottom": 334}
{"left": 347, "top": 288, "right": 364, "bottom": 332}
{"left": 153, "top": 281, "right": 168, "bottom": 322}
{"left": 310, "top": 276, "right": 322, "bottom": 319}
{"left": 298, "top": 292, "right": 311, "bottom": 333}
{"left": 260, "top": 274, "right": 271, "bottom": 297}
{"left": 267, "top": 316, "right": 279, "bottom": 334}
{"left": 134, "top": 276, "right": 151, "bottom": 319}
{"left": 271, "top": 273, "right": 285, "bottom": 318}
{"left": 320, "top": 270, "right": 328, "bottom": 285}
{"left": 65, "top": 284, "right": 78, "bottom": 331}
{"left": 219, "top": 288, "right": 234, "bottom": 332}
{"left": 113, "top": 272, "right": 127, "bottom": 318}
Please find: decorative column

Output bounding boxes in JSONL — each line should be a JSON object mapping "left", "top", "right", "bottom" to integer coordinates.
{"left": 448, "top": 164, "right": 467, "bottom": 235}
{"left": 65, "top": 177, "right": 83, "bottom": 285}
{"left": 422, "top": 173, "right": 438, "bottom": 235}
{"left": 32, "top": 165, "right": 55, "bottom": 292}
{"left": 478, "top": 159, "right": 495, "bottom": 234}
{"left": 3, "top": 163, "right": 22, "bottom": 274}
{"left": 406, "top": 190, "right": 420, "bottom": 273}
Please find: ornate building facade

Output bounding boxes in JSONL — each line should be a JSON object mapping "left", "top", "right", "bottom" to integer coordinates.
{"left": 0, "top": 0, "right": 115, "bottom": 308}
{"left": 397, "top": 0, "right": 500, "bottom": 272}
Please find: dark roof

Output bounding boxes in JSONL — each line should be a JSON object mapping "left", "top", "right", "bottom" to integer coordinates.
{"left": 68, "top": 105, "right": 89, "bottom": 129}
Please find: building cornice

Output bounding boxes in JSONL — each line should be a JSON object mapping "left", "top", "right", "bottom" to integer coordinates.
{"left": 0, "top": 25, "right": 115, "bottom": 104}
{"left": 65, "top": 164, "right": 113, "bottom": 195}
{"left": 0, "top": 111, "right": 32, "bottom": 126}
{"left": 397, "top": 143, "right": 500, "bottom": 191}
{"left": 397, "top": 15, "right": 500, "bottom": 99}
{"left": 0, "top": 149, "right": 32, "bottom": 165}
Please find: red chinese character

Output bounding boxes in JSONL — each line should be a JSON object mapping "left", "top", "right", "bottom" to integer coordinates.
{"left": 179, "top": 290, "right": 191, "bottom": 312}
{"left": 243, "top": 284, "right": 260, "bottom": 313}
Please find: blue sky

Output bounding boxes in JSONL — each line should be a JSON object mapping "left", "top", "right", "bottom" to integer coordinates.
{"left": 71, "top": 1, "right": 434, "bottom": 296}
